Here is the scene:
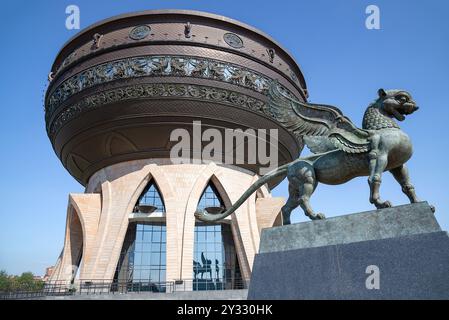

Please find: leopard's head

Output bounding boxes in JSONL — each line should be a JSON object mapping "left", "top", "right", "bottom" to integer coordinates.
{"left": 376, "top": 89, "right": 419, "bottom": 121}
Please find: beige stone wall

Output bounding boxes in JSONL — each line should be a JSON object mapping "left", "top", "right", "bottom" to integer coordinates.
{"left": 49, "top": 194, "right": 101, "bottom": 282}
{"left": 50, "top": 159, "right": 284, "bottom": 283}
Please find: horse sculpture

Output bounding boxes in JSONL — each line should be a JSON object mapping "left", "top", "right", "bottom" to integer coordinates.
{"left": 193, "top": 252, "right": 212, "bottom": 279}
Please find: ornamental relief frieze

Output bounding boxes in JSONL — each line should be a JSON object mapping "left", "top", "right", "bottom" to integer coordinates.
{"left": 48, "top": 83, "right": 273, "bottom": 136}
{"left": 45, "top": 55, "right": 297, "bottom": 120}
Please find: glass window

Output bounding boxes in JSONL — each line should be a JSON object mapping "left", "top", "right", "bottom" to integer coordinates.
{"left": 196, "top": 183, "right": 225, "bottom": 211}
{"left": 113, "top": 222, "right": 167, "bottom": 292}
{"left": 140, "top": 269, "right": 150, "bottom": 280}
{"left": 193, "top": 181, "right": 243, "bottom": 290}
{"left": 152, "top": 230, "right": 161, "bottom": 242}
{"left": 143, "top": 231, "right": 151, "bottom": 242}
{"left": 134, "top": 181, "right": 166, "bottom": 213}
{"left": 193, "top": 222, "right": 242, "bottom": 291}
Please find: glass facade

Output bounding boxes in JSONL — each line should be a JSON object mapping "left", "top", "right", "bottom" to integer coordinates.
{"left": 133, "top": 181, "right": 166, "bottom": 213}
{"left": 114, "top": 222, "right": 167, "bottom": 291}
{"left": 133, "top": 223, "right": 166, "bottom": 282}
{"left": 114, "top": 180, "right": 243, "bottom": 292}
{"left": 197, "top": 183, "right": 225, "bottom": 211}
{"left": 193, "top": 182, "right": 242, "bottom": 290}
{"left": 114, "top": 180, "right": 167, "bottom": 292}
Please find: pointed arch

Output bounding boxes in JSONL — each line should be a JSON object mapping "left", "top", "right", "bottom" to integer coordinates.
{"left": 179, "top": 163, "right": 250, "bottom": 284}
{"left": 133, "top": 179, "right": 166, "bottom": 213}
{"left": 123, "top": 164, "right": 175, "bottom": 217}
{"left": 210, "top": 168, "right": 254, "bottom": 280}
{"left": 192, "top": 175, "right": 244, "bottom": 290}
{"left": 112, "top": 166, "right": 172, "bottom": 290}
{"left": 196, "top": 179, "right": 226, "bottom": 212}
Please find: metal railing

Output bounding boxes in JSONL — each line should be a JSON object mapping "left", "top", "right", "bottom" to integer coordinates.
{"left": 177, "top": 278, "right": 248, "bottom": 291}
{"left": 0, "top": 290, "right": 46, "bottom": 300}
{"left": 0, "top": 277, "right": 249, "bottom": 299}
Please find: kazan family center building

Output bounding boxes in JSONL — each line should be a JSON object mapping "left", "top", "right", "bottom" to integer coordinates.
{"left": 45, "top": 9, "right": 309, "bottom": 292}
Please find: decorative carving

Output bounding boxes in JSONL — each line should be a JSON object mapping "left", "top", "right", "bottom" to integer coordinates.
{"left": 184, "top": 22, "right": 192, "bottom": 38}
{"left": 61, "top": 51, "right": 77, "bottom": 70}
{"left": 223, "top": 33, "right": 243, "bottom": 49}
{"left": 289, "top": 71, "right": 297, "bottom": 82}
{"left": 92, "top": 33, "right": 103, "bottom": 49}
{"left": 48, "top": 83, "right": 267, "bottom": 136}
{"left": 129, "top": 25, "right": 151, "bottom": 40}
{"left": 267, "top": 48, "right": 275, "bottom": 63}
{"left": 46, "top": 55, "right": 291, "bottom": 118}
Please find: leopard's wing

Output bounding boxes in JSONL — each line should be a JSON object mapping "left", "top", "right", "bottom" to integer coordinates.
{"left": 269, "top": 80, "right": 371, "bottom": 154}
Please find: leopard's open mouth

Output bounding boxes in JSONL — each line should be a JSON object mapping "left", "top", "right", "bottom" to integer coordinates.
{"left": 393, "top": 103, "right": 418, "bottom": 120}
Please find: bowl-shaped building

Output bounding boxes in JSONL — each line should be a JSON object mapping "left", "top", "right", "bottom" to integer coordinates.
{"left": 45, "top": 9, "right": 307, "bottom": 291}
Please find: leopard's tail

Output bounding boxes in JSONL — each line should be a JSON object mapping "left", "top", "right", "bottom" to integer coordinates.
{"left": 194, "top": 162, "right": 292, "bottom": 222}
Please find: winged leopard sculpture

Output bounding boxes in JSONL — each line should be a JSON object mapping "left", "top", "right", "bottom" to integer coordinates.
{"left": 195, "top": 81, "right": 433, "bottom": 224}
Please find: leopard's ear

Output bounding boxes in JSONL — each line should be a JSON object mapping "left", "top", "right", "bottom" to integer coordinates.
{"left": 378, "top": 88, "right": 387, "bottom": 98}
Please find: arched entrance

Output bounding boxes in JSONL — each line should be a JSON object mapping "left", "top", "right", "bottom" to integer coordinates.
{"left": 193, "top": 181, "right": 243, "bottom": 290}
{"left": 114, "top": 180, "right": 167, "bottom": 292}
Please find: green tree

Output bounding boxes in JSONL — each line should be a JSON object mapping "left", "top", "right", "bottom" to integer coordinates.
{"left": 0, "top": 270, "right": 44, "bottom": 292}
{"left": 0, "top": 270, "right": 11, "bottom": 291}
{"left": 17, "top": 272, "right": 44, "bottom": 291}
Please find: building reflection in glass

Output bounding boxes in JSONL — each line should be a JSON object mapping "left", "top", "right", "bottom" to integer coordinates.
{"left": 114, "top": 222, "right": 167, "bottom": 292}
{"left": 114, "top": 180, "right": 167, "bottom": 292}
{"left": 193, "top": 182, "right": 242, "bottom": 290}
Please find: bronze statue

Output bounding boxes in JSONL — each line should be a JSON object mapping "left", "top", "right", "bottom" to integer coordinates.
{"left": 196, "top": 81, "right": 434, "bottom": 224}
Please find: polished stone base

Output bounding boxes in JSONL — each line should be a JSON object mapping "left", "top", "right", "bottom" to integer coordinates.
{"left": 248, "top": 202, "right": 449, "bottom": 299}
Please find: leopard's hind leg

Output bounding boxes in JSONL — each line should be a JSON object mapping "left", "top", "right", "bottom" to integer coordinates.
{"left": 281, "top": 183, "right": 300, "bottom": 225}
{"left": 281, "top": 160, "right": 325, "bottom": 224}
{"left": 367, "top": 134, "right": 392, "bottom": 209}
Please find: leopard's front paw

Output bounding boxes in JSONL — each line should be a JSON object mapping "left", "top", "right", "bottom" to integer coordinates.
{"left": 316, "top": 213, "right": 326, "bottom": 220}
{"left": 309, "top": 212, "right": 326, "bottom": 220}
{"left": 374, "top": 200, "right": 392, "bottom": 209}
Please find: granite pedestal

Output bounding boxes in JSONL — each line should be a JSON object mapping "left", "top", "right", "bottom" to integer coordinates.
{"left": 248, "top": 202, "right": 449, "bottom": 299}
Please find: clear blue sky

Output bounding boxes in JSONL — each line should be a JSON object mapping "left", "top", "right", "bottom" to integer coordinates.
{"left": 0, "top": 0, "right": 448, "bottom": 276}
